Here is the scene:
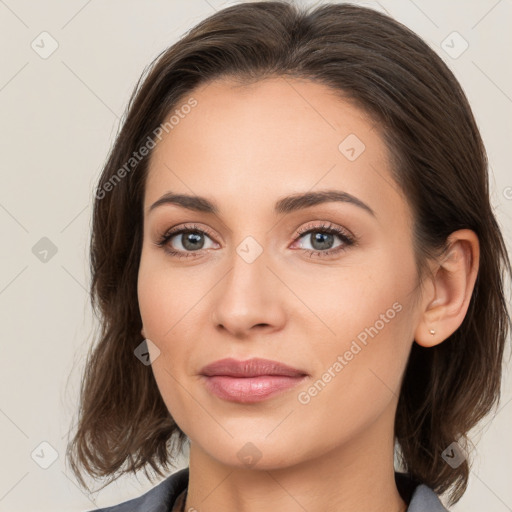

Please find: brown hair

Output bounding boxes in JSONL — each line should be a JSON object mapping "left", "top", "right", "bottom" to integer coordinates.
{"left": 66, "top": 1, "right": 511, "bottom": 505}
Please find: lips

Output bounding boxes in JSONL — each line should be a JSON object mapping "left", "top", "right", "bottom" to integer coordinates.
{"left": 200, "top": 357, "right": 307, "bottom": 378}
{"left": 199, "top": 357, "right": 308, "bottom": 403}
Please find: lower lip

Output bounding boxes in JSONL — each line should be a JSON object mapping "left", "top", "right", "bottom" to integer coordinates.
{"left": 202, "top": 375, "right": 307, "bottom": 403}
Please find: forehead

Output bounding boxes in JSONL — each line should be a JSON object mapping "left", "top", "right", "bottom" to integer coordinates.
{"left": 144, "top": 76, "right": 405, "bottom": 223}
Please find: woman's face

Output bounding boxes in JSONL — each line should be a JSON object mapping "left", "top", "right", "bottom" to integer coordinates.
{"left": 138, "top": 77, "right": 423, "bottom": 469}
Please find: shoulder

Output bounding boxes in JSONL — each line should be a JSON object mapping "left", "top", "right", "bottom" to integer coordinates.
{"left": 407, "top": 485, "right": 448, "bottom": 512}
{"left": 86, "top": 467, "right": 189, "bottom": 512}
{"left": 396, "top": 472, "right": 450, "bottom": 512}
{"left": 408, "top": 483, "right": 450, "bottom": 511}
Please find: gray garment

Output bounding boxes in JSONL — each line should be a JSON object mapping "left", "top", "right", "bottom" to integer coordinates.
{"left": 87, "top": 467, "right": 449, "bottom": 511}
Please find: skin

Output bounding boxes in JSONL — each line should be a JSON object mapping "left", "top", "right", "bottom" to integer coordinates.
{"left": 137, "top": 77, "right": 479, "bottom": 512}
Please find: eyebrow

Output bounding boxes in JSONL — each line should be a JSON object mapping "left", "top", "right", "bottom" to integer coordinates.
{"left": 148, "top": 189, "right": 375, "bottom": 217}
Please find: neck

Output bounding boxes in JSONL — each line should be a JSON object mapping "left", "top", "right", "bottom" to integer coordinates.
{"left": 184, "top": 411, "right": 407, "bottom": 512}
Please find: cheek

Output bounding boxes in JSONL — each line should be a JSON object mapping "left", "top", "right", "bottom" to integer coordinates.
{"left": 299, "top": 252, "right": 416, "bottom": 392}
{"left": 301, "top": 262, "right": 411, "bottom": 341}
{"left": 137, "top": 260, "right": 168, "bottom": 341}
{"left": 291, "top": 270, "right": 415, "bottom": 451}
{"left": 137, "top": 254, "right": 195, "bottom": 426}
{"left": 137, "top": 248, "right": 203, "bottom": 341}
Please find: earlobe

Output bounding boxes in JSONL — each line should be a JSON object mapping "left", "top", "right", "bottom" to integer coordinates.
{"left": 414, "top": 229, "right": 480, "bottom": 348}
{"left": 141, "top": 327, "right": 146, "bottom": 338}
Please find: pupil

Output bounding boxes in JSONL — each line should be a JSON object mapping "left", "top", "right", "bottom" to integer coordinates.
{"left": 183, "top": 232, "right": 203, "bottom": 251}
{"left": 312, "top": 232, "right": 333, "bottom": 250}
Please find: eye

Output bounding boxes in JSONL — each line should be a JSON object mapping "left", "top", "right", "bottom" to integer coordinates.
{"left": 292, "top": 222, "right": 355, "bottom": 258}
{"left": 155, "top": 221, "right": 356, "bottom": 259}
{"left": 155, "top": 223, "right": 219, "bottom": 258}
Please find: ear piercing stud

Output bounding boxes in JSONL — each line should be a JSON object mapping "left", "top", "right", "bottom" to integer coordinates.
{"left": 429, "top": 329, "right": 435, "bottom": 336}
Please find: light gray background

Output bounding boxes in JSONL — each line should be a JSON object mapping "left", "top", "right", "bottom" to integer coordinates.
{"left": 0, "top": 0, "right": 511, "bottom": 510}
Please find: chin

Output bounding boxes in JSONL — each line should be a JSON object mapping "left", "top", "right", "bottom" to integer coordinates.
{"left": 195, "top": 434, "right": 306, "bottom": 471}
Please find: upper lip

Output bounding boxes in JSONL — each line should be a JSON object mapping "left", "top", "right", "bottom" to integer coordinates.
{"left": 200, "top": 357, "right": 308, "bottom": 378}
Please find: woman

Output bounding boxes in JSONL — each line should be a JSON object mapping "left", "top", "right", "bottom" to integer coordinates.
{"left": 66, "top": 2, "right": 511, "bottom": 511}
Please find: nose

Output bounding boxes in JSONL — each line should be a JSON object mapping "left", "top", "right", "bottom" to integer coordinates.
{"left": 211, "top": 243, "right": 287, "bottom": 338}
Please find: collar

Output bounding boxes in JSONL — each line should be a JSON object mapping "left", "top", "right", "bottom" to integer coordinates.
{"left": 89, "top": 467, "right": 449, "bottom": 511}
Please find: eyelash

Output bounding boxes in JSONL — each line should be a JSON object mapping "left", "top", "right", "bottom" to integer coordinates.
{"left": 155, "top": 222, "right": 356, "bottom": 260}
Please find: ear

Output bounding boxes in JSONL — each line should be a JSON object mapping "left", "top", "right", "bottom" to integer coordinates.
{"left": 141, "top": 326, "right": 146, "bottom": 338}
{"left": 414, "top": 229, "right": 480, "bottom": 347}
